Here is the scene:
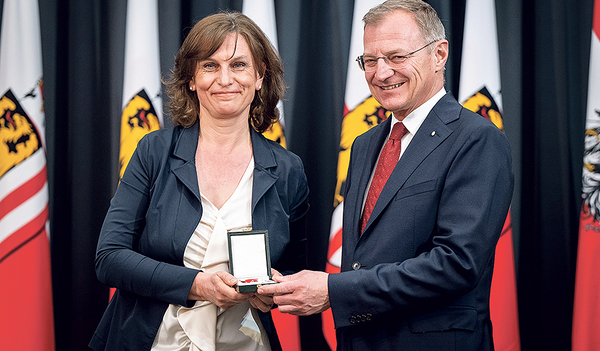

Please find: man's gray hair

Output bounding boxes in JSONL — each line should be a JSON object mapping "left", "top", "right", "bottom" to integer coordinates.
{"left": 363, "top": 0, "right": 446, "bottom": 44}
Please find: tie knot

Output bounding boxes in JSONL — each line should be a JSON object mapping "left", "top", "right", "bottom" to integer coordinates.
{"left": 390, "top": 122, "right": 408, "bottom": 141}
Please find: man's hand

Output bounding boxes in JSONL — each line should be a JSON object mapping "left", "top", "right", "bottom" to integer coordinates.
{"left": 257, "top": 270, "right": 330, "bottom": 316}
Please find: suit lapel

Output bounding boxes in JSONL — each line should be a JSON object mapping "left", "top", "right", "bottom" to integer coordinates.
{"left": 361, "top": 93, "right": 459, "bottom": 236}
{"left": 169, "top": 124, "right": 278, "bottom": 229}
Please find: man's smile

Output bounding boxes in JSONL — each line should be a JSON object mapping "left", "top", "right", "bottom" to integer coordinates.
{"left": 380, "top": 82, "right": 404, "bottom": 90}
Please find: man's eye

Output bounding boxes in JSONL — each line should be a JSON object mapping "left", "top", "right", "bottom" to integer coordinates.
{"left": 363, "top": 58, "right": 377, "bottom": 67}
{"left": 389, "top": 55, "right": 407, "bottom": 64}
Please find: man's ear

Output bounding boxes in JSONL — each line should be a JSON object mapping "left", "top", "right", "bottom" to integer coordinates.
{"left": 434, "top": 40, "right": 449, "bottom": 72}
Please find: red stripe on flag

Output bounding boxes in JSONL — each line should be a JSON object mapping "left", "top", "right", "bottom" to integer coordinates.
{"left": 0, "top": 166, "right": 47, "bottom": 220}
{"left": 0, "top": 204, "right": 49, "bottom": 264}
{"left": 572, "top": 206, "right": 600, "bottom": 351}
{"left": 490, "top": 210, "right": 520, "bottom": 351}
{"left": 0, "top": 225, "right": 54, "bottom": 351}
{"left": 271, "top": 308, "right": 301, "bottom": 351}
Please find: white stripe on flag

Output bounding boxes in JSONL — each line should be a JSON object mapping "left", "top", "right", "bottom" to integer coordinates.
{"left": 328, "top": 204, "right": 343, "bottom": 266}
{"left": 585, "top": 21, "right": 600, "bottom": 130}
{"left": 0, "top": 150, "right": 46, "bottom": 203}
{"left": 122, "top": 0, "right": 163, "bottom": 124}
{"left": 458, "top": 0, "right": 502, "bottom": 110}
{"left": 0, "top": 182, "right": 48, "bottom": 244}
{"left": 344, "top": 0, "right": 385, "bottom": 110}
{"left": 242, "top": 0, "right": 285, "bottom": 127}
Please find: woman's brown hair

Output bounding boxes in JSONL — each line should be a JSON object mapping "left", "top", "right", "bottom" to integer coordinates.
{"left": 165, "top": 11, "right": 285, "bottom": 133}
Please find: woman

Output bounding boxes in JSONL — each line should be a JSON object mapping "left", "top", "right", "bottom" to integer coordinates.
{"left": 89, "top": 12, "right": 309, "bottom": 351}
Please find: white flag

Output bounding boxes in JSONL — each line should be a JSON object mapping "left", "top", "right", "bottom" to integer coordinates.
{"left": 243, "top": 0, "right": 287, "bottom": 147}
{"left": 0, "top": 0, "right": 55, "bottom": 349}
{"left": 119, "top": 0, "right": 163, "bottom": 179}
{"left": 458, "top": 0, "right": 502, "bottom": 110}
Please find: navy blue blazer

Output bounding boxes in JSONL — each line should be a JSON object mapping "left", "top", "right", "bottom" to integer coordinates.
{"left": 89, "top": 122, "right": 309, "bottom": 351}
{"left": 329, "top": 93, "right": 514, "bottom": 351}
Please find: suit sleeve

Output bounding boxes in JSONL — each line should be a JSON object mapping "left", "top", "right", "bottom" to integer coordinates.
{"left": 94, "top": 134, "right": 198, "bottom": 307}
{"left": 329, "top": 121, "right": 514, "bottom": 328}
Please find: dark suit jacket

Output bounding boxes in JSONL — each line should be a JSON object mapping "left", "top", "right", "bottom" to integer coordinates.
{"left": 328, "top": 92, "right": 514, "bottom": 351}
{"left": 89, "top": 122, "right": 309, "bottom": 351}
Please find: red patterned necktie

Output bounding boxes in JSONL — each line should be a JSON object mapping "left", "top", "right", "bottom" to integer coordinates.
{"left": 360, "top": 122, "right": 408, "bottom": 234}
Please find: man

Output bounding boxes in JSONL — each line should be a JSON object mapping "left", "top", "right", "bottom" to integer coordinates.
{"left": 258, "top": 1, "right": 514, "bottom": 350}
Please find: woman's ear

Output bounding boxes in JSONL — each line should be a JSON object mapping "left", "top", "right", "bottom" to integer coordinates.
{"left": 256, "top": 63, "right": 266, "bottom": 90}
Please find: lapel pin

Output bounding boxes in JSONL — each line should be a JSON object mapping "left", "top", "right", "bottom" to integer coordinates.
{"left": 431, "top": 131, "right": 436, "bottom": 136}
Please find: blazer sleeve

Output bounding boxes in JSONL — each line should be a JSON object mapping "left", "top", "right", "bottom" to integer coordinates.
{"left": 94, "top": 133, "right": 198, "bottom": 307}
{"left": 273, "top": 151, "right": 310, "bottom": 276}
{"left": 329, "top": 121, "right": 514, "bottom": 328}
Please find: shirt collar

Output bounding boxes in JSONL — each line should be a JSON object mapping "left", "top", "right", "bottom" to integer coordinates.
{"left": 390, "top": 87, "right": 446, "bottom": 136}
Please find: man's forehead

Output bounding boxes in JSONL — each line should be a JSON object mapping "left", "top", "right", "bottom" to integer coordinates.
{"left": 364, "top": 12, "right": 421, "bottom": 41}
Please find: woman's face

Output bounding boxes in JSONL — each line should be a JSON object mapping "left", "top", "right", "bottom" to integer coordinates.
{"left": 190, "top": 33, "right": 263, "bottom": 121}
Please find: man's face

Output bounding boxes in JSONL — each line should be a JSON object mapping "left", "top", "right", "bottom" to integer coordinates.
{"left": 362, "top": 10, "right": 447, "bottom": 120}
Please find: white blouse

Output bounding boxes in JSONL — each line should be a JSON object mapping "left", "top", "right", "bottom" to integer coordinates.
{"left": 152, "top": 158, "right": 271, "bottom": 351}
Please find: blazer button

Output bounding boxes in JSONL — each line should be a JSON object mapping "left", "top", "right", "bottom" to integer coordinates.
{"left": 352, "top": 261, "right": 361, "bottom": 270}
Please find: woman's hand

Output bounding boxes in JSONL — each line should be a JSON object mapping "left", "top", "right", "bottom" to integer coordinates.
{"left": 188, "top": 271, "right": 250, "bottom": 310}
{"left": 249, "top": 293, "right": 274, "bottom": 312}
{"left": 250, "top": 268, "right": 282, "bottom": 312}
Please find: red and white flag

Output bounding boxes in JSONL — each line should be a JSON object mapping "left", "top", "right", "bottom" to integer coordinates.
{"left": 0, "top": 0, "right": 55, "bottom": 349}
{"left": 110, "top": 0, "right": 163, "bottom": 300}
{"left": 325, "top": 1, "right": 387, "bottom": 349}
{"left": 573, "top": 1, "right": 600, "bottom": 350}
{"left": 242, "top": 1, "right": 298, "bottom": 349}
{"left": 119, "top": 0, "right": 163, "bottom": 180}
{"left": 458, "top": 1, "right": 520, "bottom": 350}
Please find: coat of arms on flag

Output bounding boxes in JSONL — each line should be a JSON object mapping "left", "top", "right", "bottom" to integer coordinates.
{"left": 0, "top": 89, "right": 42, "bottom": 178}
{"left": 119, "top": 89, "right": 161, "bottom": 178}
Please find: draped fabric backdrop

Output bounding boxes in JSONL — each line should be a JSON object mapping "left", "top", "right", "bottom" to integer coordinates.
{"left": 0, "top": 0, "right": 591, "bottom": 350}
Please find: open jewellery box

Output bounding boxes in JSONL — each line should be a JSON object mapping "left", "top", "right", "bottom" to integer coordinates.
{"left": 227, "top": 229, "right": 277, "bottom": 292}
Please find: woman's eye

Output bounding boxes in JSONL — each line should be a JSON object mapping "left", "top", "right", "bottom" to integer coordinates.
{"left": 203, "top": 62, "right": 217, "bottom": 72}
{"left": 232, "top": 62, "right": 247, "bottom": 70}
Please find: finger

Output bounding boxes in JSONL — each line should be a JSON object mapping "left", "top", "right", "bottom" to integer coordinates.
{"left": 271, "top": 293, "right": 297, "bottom": 307}
{"left": 250, "top": 295, "right": 272, "bottom": 313}
{"left": 215, "top": 271, "right": 238, "bottom": 287}
{"left": 258, "top": 281, "right": 292, "bottom": 295}
{"left": 253, "top": 293, "right": 274, "bottom": 305}
{"left": 274, "top": 303, "right": 303, "bottom": 316}
{"left": 271, "top": 268, "right": 282, "bottom": 278}
{"left": 271, "top": 274, "right": 290, "bottom": 283}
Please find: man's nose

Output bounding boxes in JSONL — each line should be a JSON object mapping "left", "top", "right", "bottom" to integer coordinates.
{"left": 373, "top": 58, "right": 395, "bottom": 80}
